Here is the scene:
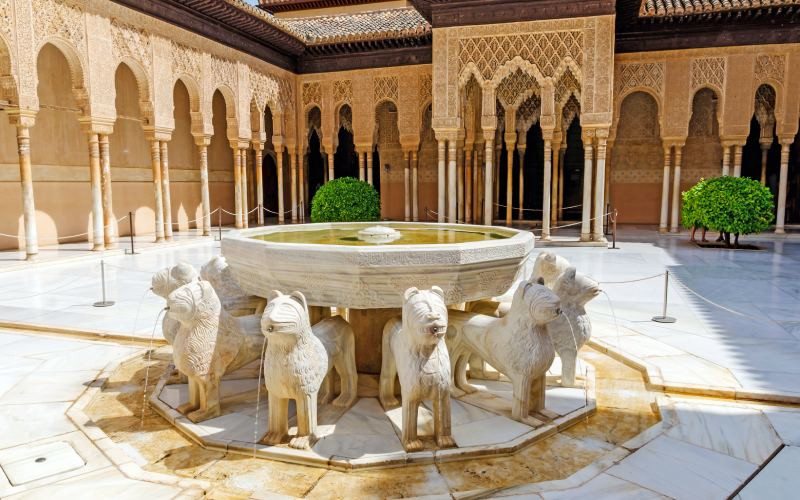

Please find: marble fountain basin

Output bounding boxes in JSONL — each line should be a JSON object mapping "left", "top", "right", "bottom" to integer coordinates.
{"left": 221, "top": 222, "right": 534, "bottom": 309}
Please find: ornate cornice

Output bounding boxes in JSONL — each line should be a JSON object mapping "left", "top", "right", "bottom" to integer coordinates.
{"left": 409, "top": 0, "right": 616, "bottom": 27}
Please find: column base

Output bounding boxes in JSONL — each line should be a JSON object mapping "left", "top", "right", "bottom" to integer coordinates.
{"left": 658, "top": 227, "right": 668, "bottom": 234}
{"left": 105, "top": 241, "right": 118, "bottom": 250}
{"left": 539, "top": 233, "right": 551, "bottom": 241}
{"left": 25, "top": 253, "right": 38, "bottom": 261}
{"left": 775, "top": 228, "right": 786, "bottom": 235}
{"left": 155, "top": 236, "right": 165, "bottom": 243}
{"left": 593, "top": 235, "right": 608, "bottom": 244}
{"left": 579, "top": 233, "right": 591, "bottom": 242}
{"left": 91, "top": 244, "right": 105, "bottom": 251}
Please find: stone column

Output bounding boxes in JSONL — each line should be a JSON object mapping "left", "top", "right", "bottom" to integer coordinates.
{"left": 760, "top": 142, "right": 770, "bottom": 186}
{"left": 276, "top": 148, "right": 285, "bottom": 223}
{"left": 160, "top": 141, "right": 173, "bottom": 239}
{"left": 412, "top": 150, "right": 419, "bottom": 222}
{"left": 87, "top": 133, "right": 104, "bottom": 250}
{"left": 298, "top": 149, "right": 306, "bottom": 219}
{"left": 448, "top": 140, "right": 457, "bottom": 223}
{"left": 494, "top": 145, "right": 502, "bottom": 217}
{"left": 659, "top": 144, "right": 672, "bottom": 234}
{"left": 722, "top": 143, "right": 731, "bottom": 176}
{"left": 358, "top": 149, "right": 365, "bottom": 181}
{"left": 232, "top": 144, "right": 242, "bottom": 228}
{"left": 592, "top": 133, "right": 608, "bottom": 242}
{"left": 99, "top": 134, "right": 116, "bottom": 248}
{"left": 580, "top": 133, "right": 594, "bottom": 242}
{"left": 327, "top": 152, "right": 334, "bottom": 182}
{"left": 12, "top": 116, "right": 38, "bottom": 259}
{"left": 457, "top": 142, "right": 465, "bottom": 223}
{"left": 437, "top": 139, "right": 446, "bottom": 222}
{"left": 367, "top": 150, "right": 374, "bottom": 186}
{"left": 776, "top": 141, "right": 791, "bottom": 234}
{"left": 505, "top": 136, "right": 516, "bottom": 226}
{"left": 254, "top": 142, "right": 264, "bottom": 225}
{"left": 291, "top": 151, "right": 298, "bottom": 222}
{"left": 733, "top": 143, "right": 743, "bottom": 177}
{"left": 542, "top": 139, "right": 552, "bottom": 240}
{"left": 149, "top": 140, "right": 164, "bottom": 242}
{"left": 517, "top": 145, "right": 526, "bottom": 221}
{"left": 558, "top": 146, "right": 566, "bottom": 220}
{"left": 670, "top": 145, "right": 683, "bottom": 233}
{"left": 196, "top": 137, "right": 211, "bottom": 235}
{"left": 403, "top": 150, "right": 411, "bottom": 221}
{"left": 550, "top": 139, "right": 560, "bottom": 227}
{"left": 484, "top": 136, "right": 494, "bottom": 225}
{"left": 465, "top": 145, "right": 473, "bottom": 223}
{"left": 240, "top": 148, "right": 249, "bottom": 228}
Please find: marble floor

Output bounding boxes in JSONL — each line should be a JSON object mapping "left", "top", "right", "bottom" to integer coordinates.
{"left": 1, "top": 225, "right": 800, "bottom": 497}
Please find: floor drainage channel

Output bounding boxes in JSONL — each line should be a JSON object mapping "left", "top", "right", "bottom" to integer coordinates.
{"left": 0, "top": 441, "right": 86, "bottom": 486}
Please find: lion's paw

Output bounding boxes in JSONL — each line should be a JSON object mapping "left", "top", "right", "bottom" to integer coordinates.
{"left": 289, "top": 435, "right": 314, "bottom": 450}
{"left": 436, "top": 435, "right": 456, "bottom": 449}
{"left": 260, "top": 431, "right": 286, "bottom": 446}
{"left": 403, "top": 439, "right": 424, "bottom": 452}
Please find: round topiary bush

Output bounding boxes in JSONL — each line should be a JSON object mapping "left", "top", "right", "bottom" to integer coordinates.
{"left": 310, "top": 177, "right": 380, "bottom": 223}
{"left": 693, "top": 176, "right": 774, "bottom": 247}
{"left": 681, "top": 178, "right": 709, "bottom": 241}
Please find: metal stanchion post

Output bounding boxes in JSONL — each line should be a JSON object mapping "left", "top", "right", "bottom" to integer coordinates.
{"left": 604, "top": 203, "right": 610, "bottom": 235}
{"left": 217, "top": 208, "right": 222, "bottom": 241}
{"left": 125, "top": 211, "right": 138, "bottom": 255}
{"left": 652, "top": 270, "right": 676, "bottom": 323}
{"left": 611, "top": 209, "right": 618, "bottom": 250}
{"left": 93, "top": 260, "right": 115, "bottom": 307}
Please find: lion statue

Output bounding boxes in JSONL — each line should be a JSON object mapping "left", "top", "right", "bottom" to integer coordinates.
{"left": 548, "top": 267, "right": 600, "bottom": 387}
{"left": 379, "top": 287, "right": 455, "bottom": 452}
{"left": 166, "top": 279, "right": 264, "bottom": 422}
{"left": 200, "top": 255, "right": 266, "bottom": 316}
{"left": 260, "top": 290, "right": 358, "bottom": 450}
{"left": 531, "top": 251, "right": 571, "bottom": 289}
{"left": 448, "top": 279, "right": 561, "bottom": 423}
{"left": 151, "top": 262, "right": 199, "bottom": 345}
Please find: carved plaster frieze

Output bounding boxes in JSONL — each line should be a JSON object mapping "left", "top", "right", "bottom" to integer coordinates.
{"left": 302, "top": 81, "right": 321, "bottom": 108}
{"left": 374, "top": 75, "right": 398, "bottom": 104}
{"left": 615, "top": 61, "right": 665, "bottom": 99}
{"left": 690, "top": 57, "right": 725, "bottom": 91}
{"left": 332, "top": 79, "right": 352, "bottom": 105}
{"left": 755, "top": 54, "right": 786, "bottom": 84}
{"left": 111, "top": 19, "right": 151, "bottom": 69}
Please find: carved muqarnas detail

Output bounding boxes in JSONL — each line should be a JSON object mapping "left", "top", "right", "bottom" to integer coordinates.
{"left": 616, "top": 62, "right": 664, "bottom": 97}
{"left": 690, "top": 57, "right": 725, "bottom": 91}
{"left": 33, "top": 0, "right": 84, "bottom": 47}
{"left": 459, "top": 31, "right": 583, "bottom": 81}
{"left": 374, "top": 76, "right": 398, "bottom": 104}
{"left": 496, "top": 68, "right": 539, "bottom": 110}
{"left": 111, "top": 20, "right": 151, "bottom": 68}
{"left": 171, "top": 42, "right": 201, "bottom": 79}
{"left": 302, "top": 81, "right": 321, "bottom": 107}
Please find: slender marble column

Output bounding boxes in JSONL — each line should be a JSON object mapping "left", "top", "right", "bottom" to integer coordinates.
{"left": 15, "top": 124, "right": 38, "bottom": 259}
{"left": 465, "top": 146, "right": 473, "bottom": 223}
{"left": 367, "top": 150, "right": 374, "bottom": 186}
{"left": 437, "top": 140, "right": 446, "bottom": 222}
{"left": 505, "top": 138, "right": 515, "bottom": 226}
{"left": 276, "top": 148, "right": 285, "bottom": 223}
{"left": 760, "top": 144, "right": 770, "bottom": 186}
{"left": 233, "top": 146, "right": 242, "bottom": 228}
{"left": 99, "top": 134, "right": 116, "bottom": 248}
{"left": 254, "top": 144, "right": 264, "bottom": 225}
{"left": 776, "top": 142, "right": 790, "bottom": 234}
{"left": 659, "top": 145, "right": 671, "bottom": 234}
{"left": 197, "top": 140, "right": 211, "bottom": 234}
{"left": 517, "top": 146, "right": 525, "bottom": 221}
{"left": 358, "top": 149, "right": 365, "bottom": 181}
{"left": 558, "top": 147, "right": 566, "bottom": 220}
{"left": 484, "top": 138, "right": 494, "bottom": 225}
{"left": 150, "top": 140, "right": 164, "bottom": 242}
{"left": 670, "top": 146, "right": 683, "bottom": 233}
{"left": 240, "top": 149, "right": 249, "bottom": 228}
{"left": 403, "top": 151, "right": 411, "bottom": 221}
{"left": 494, "top": 146, "right": 501, "bottom": 221}
{"left": 291, "top": 151, "right": 298, "bottom": 222}
{"left": 327, "top": 152, "right": 334, "bottom": 182}
{"left": 542, "top": 140, "right": 552, "bottom": 240}
{"left": 592, "top": 136, "right": 608, "bottom": 241}
{"left": 160, "top": 141, "right": 173, "bottom": 239}
{"left": 722, "top": 143, "right": 731, "bottom": 176}
{"left": 457, "top": 144, "right": 465, "bottom": 223}
{"left": 448, "top": 140, "right": 457, "bottom": 223}
{"left": 298, "top": 150, "right": 306, "bottom": 219}
{"left": 412, "top": 150, "right": 419, "bottom": 222}
{"left": 550, "top": 141, "right": 560, "bottom": 227}
{"left": 580, "top": 140, "right": 594, "bottom": 241}
{"left": 88, "top": 133, "right": 104, "bottom": 250}
{"left": 733, "top": 144, "right": 743, "bottom": 177}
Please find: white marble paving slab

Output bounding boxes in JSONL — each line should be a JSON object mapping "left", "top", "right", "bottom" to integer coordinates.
{"left": 539, "top": 472, "right": 668, "bottom": 499}
{"left": 451, "top": 414, "right": 531, "bottom": 448}
{"left": 737, "top": 446, "right": 800, "bottom": 500}
{"left": 0, "top": 402, "right": 74, "bottom": 450}
{"left": 0, "top": 440, "right": 85, "bottom": 486}
{"left": 545, "top": 387, "right": 587, "bottom": 417}
{"left": 762, "top": 408, "right": 800, "bottom": 446}
{"left": 607, "top": 435, "right": 756, "bottom": 499}
{"left": 0, "top": 370, "right": 101, "bottom": 404}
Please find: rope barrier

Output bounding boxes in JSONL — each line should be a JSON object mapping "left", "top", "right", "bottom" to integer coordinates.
{"left": 596, "top": 272, "right": 665, "bottom": 285}
{"left": 0, "top": 214, "right": 130, "bottom": 240}
{"left": 531, "top": 211, "right": 612, "bottom": 232}
{"left": 493, "top": 202, "right": 582, "bottom": 213}
{"left": 169, "top": 207, "right": 220, "bottom": 226}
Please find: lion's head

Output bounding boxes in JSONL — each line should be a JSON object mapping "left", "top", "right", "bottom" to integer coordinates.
{"left": 530, "top": 252, "right": 570, "bottom": 289}
{"left": 511, "top": 279, "right": 562, "bottom": 325}
{"left": 402, "top": 287, "right": 448, "bottom": 346}
{"left": 261, "top": 291, "right": 311, "bottom": 341}
{"left": 200, "top": 256, "right": 246, "bottom": 300}
{"left": 151, "top": 262, "right": 198, "bottom": 299}
{"left": 553, "top": 267, "right": 600, "bottom": 307}
{"left": 166, "top": 280, "right": 220, "bottom": 327}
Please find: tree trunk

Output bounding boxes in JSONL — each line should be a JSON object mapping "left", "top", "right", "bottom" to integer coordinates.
{"left": 724, "top": 232, "right": 731, "bottom": 248}
{"left": 734, "top": 233, "right": 739, "bottom": 249}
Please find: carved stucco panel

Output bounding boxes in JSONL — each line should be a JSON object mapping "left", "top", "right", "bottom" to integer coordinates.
{"left": 755, "top": 54, "right": 786, "bottom": 84}
{"left": 0, "top": 0, "right": 13, "bottom": 43}
{"left": 690, "top": 57, "right": 725, "bottom": 91}
{"left": 373, "top": 75, "right": 398, "bottom": 104}
{"left": 111, "top": 19, "right": 151, "bottom": 69}
{"left": 302, "top": 81, "right": 321, "bottom": 108}
{"left": 332, "top": 79, "right": 352, "bottom": 105}
{"left": 615, "top": 61, "right": 664, "bottom": 99}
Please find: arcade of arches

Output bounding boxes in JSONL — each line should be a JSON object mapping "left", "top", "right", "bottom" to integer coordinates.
{"left": 1, "top": 1, "right": 800, "bottom": 259}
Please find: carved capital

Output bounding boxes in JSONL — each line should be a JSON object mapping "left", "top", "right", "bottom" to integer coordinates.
{"left": 193, "top": 134, "right": 212, "bottom": 147}
{"left": 6, "top": 109, "right": 37, "bottom": 129}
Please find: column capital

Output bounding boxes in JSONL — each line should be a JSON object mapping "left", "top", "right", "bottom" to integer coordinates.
{"left": 251, "top": 140, "right": 265, "bottom": 152}
{"left": 6, "top": 109, "right": 37, "bottom": 128}
{"left": 79, "top": 116, "right": 115, "bottom": 136}
{"left": 145, "top": 127, "right": 173, "bottom": 142}
{"left": 230, "top": 139, "right": 250, "bottom": 150}
{"left": 778, "top": 135, "right": 795, "bottom": 146}
{"left": 193, "top": 134, "right": 212, "bottom": 147}
{"left": 581, "top": 128, "right": 596, "bottom": 143}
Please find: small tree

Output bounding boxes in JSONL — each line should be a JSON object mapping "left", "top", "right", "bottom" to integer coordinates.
{"left": 681, "top": 178, "right": 709, "bottom": 242}
{"left": 694, "top": 176, "right": 774, "bottom": 248}
{"left": 310, "top": 177, "right": 381, "bottom": 223}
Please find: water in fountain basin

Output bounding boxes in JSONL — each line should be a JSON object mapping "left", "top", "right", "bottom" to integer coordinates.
{"left": 251, "top": 224, "right": 513, "bottom": 246}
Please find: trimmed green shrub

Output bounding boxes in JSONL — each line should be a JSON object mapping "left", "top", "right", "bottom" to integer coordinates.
{"left": 681, "top": 178, "right": 707, "bottom": 231}
{"left": 692, "top": 176, "right": 774, "bottom": 247}
{"left": 310, "top": 177, "right": 380, "bottom": 223}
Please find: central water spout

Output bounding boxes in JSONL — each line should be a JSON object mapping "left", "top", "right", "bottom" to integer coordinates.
{"left": 357, "top": 225, "right": 402, "bottom": 244}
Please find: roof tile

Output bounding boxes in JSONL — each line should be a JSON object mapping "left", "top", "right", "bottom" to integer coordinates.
{"left": 640, "top": 0, "right": 799, "bottom": 17}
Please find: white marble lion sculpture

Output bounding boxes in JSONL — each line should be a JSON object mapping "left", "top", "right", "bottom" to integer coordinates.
{"left": 260, "top": 291, "right": 358, "bottom": 450}
{"left": 151, "top": 262, "right": 199, "bottom": 346}
{"left": 379, "top": 287, "right": 455, "bottom": 451}
{"left": 531, "top": 251, "right": 571, "bottom": 289}
{"left": 200, "top": 255, "right": 266, "bottom": 316}
{"left": 548, "top": 267, "right": 600, "bottom": 387}
{"left": 447, "top": 280, "right": 561, "bottom": 423}
{"left": 166, "top": 280, "right": 264, "bottom": 422}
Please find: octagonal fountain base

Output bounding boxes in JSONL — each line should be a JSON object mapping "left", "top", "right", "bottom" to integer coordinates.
{"left": 149, "top": 358, "right": 596, "bottom": 471}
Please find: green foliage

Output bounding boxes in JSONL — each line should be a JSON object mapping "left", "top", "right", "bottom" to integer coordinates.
{"left": 310, "top": 177, "right": 381, "bottom": 223}
{"left": 681, "top": 178, "right": 708, "bottom": 230}
{"left": 692, "top": 176, "right": 774, "bottom": 236}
